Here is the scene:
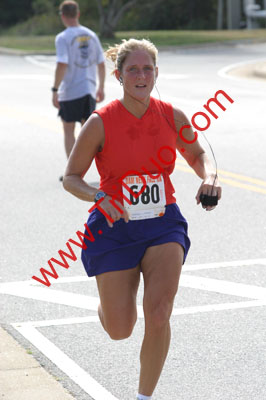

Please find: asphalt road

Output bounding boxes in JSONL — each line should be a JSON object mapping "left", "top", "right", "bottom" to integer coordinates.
{"left": 0, "top": 41, "right": 266, "bottom": 400}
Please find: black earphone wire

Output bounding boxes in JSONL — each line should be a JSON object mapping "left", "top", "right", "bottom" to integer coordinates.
{"left": 123, "top": 81, "right": 218, "bottom": 196}
{"left": 154, "top": 83, "right": 218, "bottom": 196}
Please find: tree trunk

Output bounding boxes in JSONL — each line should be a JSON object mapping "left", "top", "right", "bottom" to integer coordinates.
{"left": 100, "top": 24, "right": 116, "bottom": 39}
{"left": 96, "top": 0, "right": 139, "bottom": 38}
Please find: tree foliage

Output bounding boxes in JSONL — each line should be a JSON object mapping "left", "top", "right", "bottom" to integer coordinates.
{"left": 0, "top": 0, "right": 224, "bottom": 36}
{"left": 32, "top": 0, "right": 55, "bottom": 15}
{"left": 0, "top": 0, "right": 34, "bottom": 29}
{"left": 119, "top": 0, "right": 218, "bottom": 31}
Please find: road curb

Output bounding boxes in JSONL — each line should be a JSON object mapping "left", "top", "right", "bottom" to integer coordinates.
{"left": 1, "top": 37, "right": 266, "bottom": 56}
{"left": 0, "top": 46, "right": 55, "bottom": 56}
{"left": 0, "top": 46, "right": 36, "bottom": 56}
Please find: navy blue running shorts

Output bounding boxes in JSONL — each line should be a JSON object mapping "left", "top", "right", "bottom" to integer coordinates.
{"left": 81, "top": 203, "right": 191, "bottom": 277}
{"left": 58, "top": 94, "right": 96, "bottom": 123}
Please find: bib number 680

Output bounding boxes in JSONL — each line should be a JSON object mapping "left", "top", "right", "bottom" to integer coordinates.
{"left": 130, "top": 184, "right": 160, "bottom": 205}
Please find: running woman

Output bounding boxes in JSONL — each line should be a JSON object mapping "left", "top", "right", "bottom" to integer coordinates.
{"left": 63, "top": 38, "right": 222, "bottom": 400}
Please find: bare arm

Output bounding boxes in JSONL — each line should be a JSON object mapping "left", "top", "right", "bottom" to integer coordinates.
{"left": 63, "top": 113, "right": 104, "bottom": 202}
{"left": 95, "top": 62, "right": 105, "bottom": 103}
{"left": 52, "top": 62, "right": 67, "bottom": 108}
{"left": 173, "top": 107, "right": 222, "bottom": 210}
{"left": 63, "top": 113, "right": 129, "bottom": 226}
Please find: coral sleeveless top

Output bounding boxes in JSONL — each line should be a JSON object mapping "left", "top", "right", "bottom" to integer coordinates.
{"left": 94, "top": 97, "right": 177, "bottom": 205}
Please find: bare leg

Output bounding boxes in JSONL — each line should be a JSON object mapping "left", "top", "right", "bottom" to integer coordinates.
{"left": 139, "top": 321, "right": 171, "bottom": 396}
{"left": 96, "top": 266, "right": 140, "bottom": 340}
{"left": 62, "top": 120, "right": 75, "bottom": 158}
{"left": 138, "top": 242, "right": 184, "bottom": 396}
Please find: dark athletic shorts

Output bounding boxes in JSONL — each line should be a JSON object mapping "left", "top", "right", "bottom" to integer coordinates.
{"left": 81, "top": 203, "right": 191, "bottom": 277}
{"left": 58, "top": 94, "right": 96, "bottom": 123}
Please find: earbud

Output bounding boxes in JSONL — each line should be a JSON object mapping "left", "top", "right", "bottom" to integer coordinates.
{"left": 119, "top": 77, "right": 123, "bottom": 83}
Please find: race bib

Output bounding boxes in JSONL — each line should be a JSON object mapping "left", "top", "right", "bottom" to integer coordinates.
{"left": 122, "top": 174, "right": 166, "bottom": 220}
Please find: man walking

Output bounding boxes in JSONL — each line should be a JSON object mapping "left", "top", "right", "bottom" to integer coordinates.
{"left": 52, "top": 0, "right": 105, "bottom": 171}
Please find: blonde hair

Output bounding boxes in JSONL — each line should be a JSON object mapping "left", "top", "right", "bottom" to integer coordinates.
{"left": 105, "top": 38, "right": 158, "bottom": 75}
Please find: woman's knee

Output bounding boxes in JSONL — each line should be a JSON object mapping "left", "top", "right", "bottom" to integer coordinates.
{"left": 106, "top": 323, "right": 135, "bottom": 340}
{"left": 144, "top": 297, "right": 175, "bottom": 330}
{"left": 98, "top": 306, "right": 137, "bottom": 340}
{"left": 105, "top": 317, "right": 137, "bottom": 340}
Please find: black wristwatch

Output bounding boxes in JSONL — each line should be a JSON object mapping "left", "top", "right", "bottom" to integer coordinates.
{"left": 51, "top": 87, "right": 58, "bottom": 92}
{"left": 94, "top": 191, "right": 106, "bottom": 203}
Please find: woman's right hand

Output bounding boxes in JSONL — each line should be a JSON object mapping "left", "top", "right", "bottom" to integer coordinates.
{"left": 100, "top": 196, "right": 130, "bottom": 228}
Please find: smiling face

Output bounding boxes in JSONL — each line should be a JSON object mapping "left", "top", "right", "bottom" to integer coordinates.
{"left": 117, "top": 49, "right": 158, "bottom": 102}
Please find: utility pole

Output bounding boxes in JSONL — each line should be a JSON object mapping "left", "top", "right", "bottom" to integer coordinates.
{"left": 217, "top": 0, "right": 224, "bottom": 29}
{"left": 227, "top": 0, "right": 241, "bottom": 29}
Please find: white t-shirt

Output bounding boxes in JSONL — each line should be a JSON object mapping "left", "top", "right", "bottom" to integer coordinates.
{"left": 55, "top": 25, "right": 105, "bottom": 101}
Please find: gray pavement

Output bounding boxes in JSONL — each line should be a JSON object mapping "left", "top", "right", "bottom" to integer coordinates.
{"left": 1, "top": 42, "right": 266, "bottom": 400}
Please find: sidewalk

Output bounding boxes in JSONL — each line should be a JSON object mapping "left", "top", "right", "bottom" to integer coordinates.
{"left": 0, "top": 327, "right": 75, "bottom": 400}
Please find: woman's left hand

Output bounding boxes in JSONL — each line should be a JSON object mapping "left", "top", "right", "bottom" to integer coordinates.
{"left": 196, "top": 174, "right": 222, "bottom": 211}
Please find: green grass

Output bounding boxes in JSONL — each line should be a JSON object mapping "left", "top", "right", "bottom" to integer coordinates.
{"left": 0, "top": 35, "right": 55, "bottom": 52}
{"left": 1, "top": 29, "right": 266, "bottom": 53}
{"left": 112, "top": 29, "right": 266, "bottom": 47}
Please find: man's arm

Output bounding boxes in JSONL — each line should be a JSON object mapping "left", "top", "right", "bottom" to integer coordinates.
{"left": 52, "top": 62, "right": 68, "bottom": 109}
{"left": 95, "top": 62, "right": 105, "bottom": 103}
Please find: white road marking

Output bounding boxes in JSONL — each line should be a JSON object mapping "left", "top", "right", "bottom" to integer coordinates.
{"left": 181, "top": 274, "right": 266, "bottom": 300}
{"left": 0, "top": 74, "right": 52, "bottom": 80}
{"left": 12, "top": 323, "right": 119, "bottom": 400}
{"left": 171, "top": 300, "right": 266, "bottom": 315}
{"left": 5, "top": 258, "right": 265, "bottom": 400}
{"left": 10, "top": 297, "right": 266, "bottom": 400}
{"left": 30, "top": 275, "right": 93, "bottom": 285}
{"left": 1, "top": 259, "right": 266, "bottom": 316}
{"left": 6, "top": 257, "right": 266, "bottom": 287}
{"left": 25, "top": 55, "right": 55, "bottom": 70}
{"left": 15, "top": 316, "right": 99, "bottom": 328}
{"left": 0, "top": 282, "right": 100, "bottom": 311}
{"left": 183, "top": 258, "right": 266, "bottom": 270}
{"left": 10, "top": 292, "right": 265, "bottom": 400}
{"left": 12, "top": 297, "right": 266, "bottom": 332}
